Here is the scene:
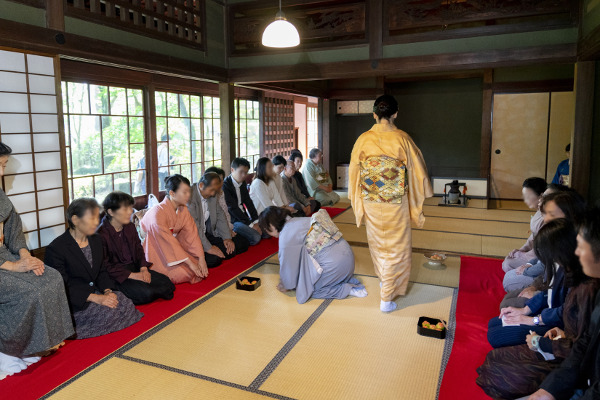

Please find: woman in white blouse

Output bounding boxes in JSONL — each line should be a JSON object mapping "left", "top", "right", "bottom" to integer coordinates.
{"left": 250, "top": 157, "right": 296, "bottom": 215}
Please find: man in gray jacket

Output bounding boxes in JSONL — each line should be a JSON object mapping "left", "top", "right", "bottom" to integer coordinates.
{"left": 188, "top": 172, "right": 249, "bottom": 268}
{"left": 281, "top": 160, "right": 319, "bottom": 217}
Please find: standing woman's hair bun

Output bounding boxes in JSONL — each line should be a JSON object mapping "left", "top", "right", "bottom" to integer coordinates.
{"left": 373, "top": 95, "right": 399, "bottom": 120}
{"left": 0, "top": 142, "right": 13, "bottom": 157}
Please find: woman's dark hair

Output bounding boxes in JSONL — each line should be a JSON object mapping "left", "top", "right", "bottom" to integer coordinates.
{"left": 66, "top": 197, "right": 100, "bottom": 229}
{"left": 102, "top": 191, "right": 134, "bottom": 220}
{"left": 540, "top": 191, "right": 587, "bottom": 226}
{"left": 199, "top": 172, "right": 221, "bottom": 188}
{"left": 164, "top": 174, "right": 190, "bottom": 194}
{"left": 579, "top": 208, "right": 600, "bottom": 262}
{"left": 534, "top": 219, "right": 585, "bottom": 290}
{"left": 373, "top": 94, "right": 399, "bottom": 120}
{"left": 205, "top": 166, "right": 225, "bottom": 179}
{"left": 272, "top": 155, "right": 287, "bottom": 167}
{"left": 546, "top": 183, "right": 572, "bottom": 194}
{"left": 522, "top": 177, "right": 547, "bottom": 196}
{"left": 254, "top": 157, "right": 272, "bottom": 184}
{"left": 308, "top": 148, "right": 322, "bottom": 160}
{"left": 0, "top": 142, "right": 13, "bottom": 156}
{"left": 231, "top": 157, "right": 250, "bottom": 170}
{"left": 258, "top": 206, "right": 292, "bottom": 234}
{"left": 289, "top": 150, "right": 303, "bottom": 162}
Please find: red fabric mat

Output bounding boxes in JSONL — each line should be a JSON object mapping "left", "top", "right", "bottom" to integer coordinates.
{"left": 322, "top": 206, "right": 348, "bottom": 218}
{"left": 438, "top": 255, "right": 505, "bottom": 400}
{"left": 0, "top": 238, "right": 279, "bottom": 400}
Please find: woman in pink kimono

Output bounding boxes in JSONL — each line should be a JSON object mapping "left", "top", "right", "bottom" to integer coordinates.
{"left": 141, "top": 175, "right": 209, "bottom": 284}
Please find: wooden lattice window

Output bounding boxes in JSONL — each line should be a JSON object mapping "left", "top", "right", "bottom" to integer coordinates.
{"left": 235, "top": 99, "right": 260, "bottom": 169}
{"left": 155, "top": 91, "right": 220, "bottom": 190}
{"left": 263, "top": 97, "right": 296, "bottom": 160}
{"left": 66, "top": 0, "right": 206, "bottom": 49}
{"left": 62, "top": 81, "right": 147, "bottom": 201}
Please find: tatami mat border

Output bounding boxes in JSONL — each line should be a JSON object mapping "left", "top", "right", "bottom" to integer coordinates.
{"left": 436, "top": 288, "right": 458, "bottom": 400}
{"left": 249, "top": 299, "right": 334, "bottom": 390}
{"left": 40, "top": 259, "right": 273, "bottom": 399}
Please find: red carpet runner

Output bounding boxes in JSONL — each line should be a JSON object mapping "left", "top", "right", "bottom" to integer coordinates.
{"left": 438, "top": 255, "right": 506, "bottom": 400}
{"left": 0, "top": 207, "right": 345, "bottom": 399}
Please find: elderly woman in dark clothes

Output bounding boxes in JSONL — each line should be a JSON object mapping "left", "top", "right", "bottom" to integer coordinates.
{"left": 45, "top": 198, "right": 142, "bottom": 339}
{"left": 98, "top": 191, "right": 175, "bottom": 305}
{"left": 0, "top": 142, "right": 74, "bottom": 379}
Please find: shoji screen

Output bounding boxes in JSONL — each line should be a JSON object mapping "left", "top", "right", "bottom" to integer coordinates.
{"left": 0, "top": 48, "right": 66, "bottom": 250}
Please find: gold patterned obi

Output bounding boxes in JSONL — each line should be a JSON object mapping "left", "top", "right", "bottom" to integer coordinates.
{"left": 360, "top": 156, "right": 407, "bottom": 203}
{"left": 304, "top": 209, "right": 342, "bottom": 257}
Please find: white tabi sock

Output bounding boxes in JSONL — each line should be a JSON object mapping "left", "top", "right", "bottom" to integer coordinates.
{"left": 380, "top": 300, "right": 398, "bottom": 312}
{"left": 349, "top": 287, "right": 368, "bottom": 298}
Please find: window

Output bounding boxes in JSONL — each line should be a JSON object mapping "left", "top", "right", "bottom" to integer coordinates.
{"left": 235, "top": 99, "right": 260, "bottom": 168}
{"left": 62, "top": 82, "right": 146, "bottom": 201}
{"left": 0, "top": 49, "right": 66, "bottom": 249}
{"left": 155, "top": 91, "right": 221, "bottom": 190}
{"left": 307, "top": 106, "right": 318, "bottom": 151}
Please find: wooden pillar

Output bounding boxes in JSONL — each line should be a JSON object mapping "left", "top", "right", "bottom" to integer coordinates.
{"left": 145, "top": 84, "right": 159, "bottom": 195}
{"left": 571, "top": 61, "right": 595, "bottom": 198}
{"left": 368, "top": 0, "right": 383, "bottom": 63}
{"left": 45, "top": 0, "right": 65, "bottom": 31}
{"left": 258, "top": 91, "right": 265, "bottom": 159}
{"left": 318, "top": 98, "right": 333, "bottom": 180}
{"left": 480, "top": 69, "right": 493, "bottom": 180}
{"left": 219, "top": 82, "right": 235, "bottom": 170}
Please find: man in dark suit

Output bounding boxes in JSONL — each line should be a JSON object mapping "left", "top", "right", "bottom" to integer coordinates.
{"left": 529, "top": 209, "right": 600, "bottom": 400}
{"left": 222, "top": 158, "right": 262, "bottom": 246}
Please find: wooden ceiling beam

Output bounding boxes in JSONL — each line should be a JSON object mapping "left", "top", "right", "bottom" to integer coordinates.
{"left": 228, "top": 43, "right": 577, "bottom": 84}
{"left": 0, "top": 18, "right": 227, "bottom": 83}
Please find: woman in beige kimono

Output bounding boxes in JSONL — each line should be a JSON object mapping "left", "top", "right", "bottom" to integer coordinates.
{"left": 349, "top": 95, "right": 433, "bottom": 312}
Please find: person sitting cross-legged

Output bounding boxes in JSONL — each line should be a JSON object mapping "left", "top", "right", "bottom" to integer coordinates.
{"left": 281, "top": 160, "right": 319, "bottom": 217}
{"left": 188, "top": 172, "right": 249, "bottom": 268}
{"left": 223, "top": 158, "right": 263, "bottom": 246}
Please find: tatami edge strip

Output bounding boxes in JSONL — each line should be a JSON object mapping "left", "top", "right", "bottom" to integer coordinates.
{"left": 40, "top": 259, "right": 272, "bottom": 399}
{"left": 436, "top": 287, "right": 459, "bottom": 400}
{"left": 249, "top": 298, "right": 334, "bottom": 390}
{"left": 117, "top": 355, "right": 296, "bottom": 400}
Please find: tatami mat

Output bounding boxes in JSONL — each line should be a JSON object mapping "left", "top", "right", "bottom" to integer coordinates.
{"left": 266, "top": 246, "right": 460, "bottom": 288}
{"left": 260, "top": 277, "right": 454, "bottom": 400}
{"left": 48, "top": 358, "right": 270, "bottom": 400}
{"left": 122, "top": 264, "right": 323, "bottom": 387}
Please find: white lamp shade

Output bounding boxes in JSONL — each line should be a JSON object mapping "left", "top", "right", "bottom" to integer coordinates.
{"left": 261, "top": 19, "right": 300, "bottom": 48}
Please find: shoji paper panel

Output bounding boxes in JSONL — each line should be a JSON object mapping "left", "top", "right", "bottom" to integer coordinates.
{"left": 0, "top": 49, "right": 66, "bottom": 250}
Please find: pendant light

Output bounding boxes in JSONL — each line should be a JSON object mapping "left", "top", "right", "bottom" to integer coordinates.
{"left": 261, "top": 0, "right": 300, "bottom": 48}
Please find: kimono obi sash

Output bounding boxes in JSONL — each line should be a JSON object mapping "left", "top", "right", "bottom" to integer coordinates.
{"left": 360, "top": 155, "right": 407, "bottom": 203}
{"left": 304, "top": 209, "right": 342, "bottom": 257}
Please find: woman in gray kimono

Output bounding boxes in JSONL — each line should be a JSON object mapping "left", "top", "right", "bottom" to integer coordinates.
{"left": 0, "top": 142, "right": 74, "bottom": 380}
{"left": 259, "top": 206, "right": 367, "bottom": 304}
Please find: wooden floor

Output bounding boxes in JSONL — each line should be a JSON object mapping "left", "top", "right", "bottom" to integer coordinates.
{"left": 333, "top": 195, "right": 533, "bottom": 258}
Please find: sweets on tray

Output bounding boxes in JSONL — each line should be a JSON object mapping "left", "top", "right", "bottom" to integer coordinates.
{"left": 421, "top": 321, "right": 445, "bottom": 331}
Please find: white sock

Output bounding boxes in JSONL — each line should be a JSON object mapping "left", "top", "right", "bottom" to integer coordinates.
{"left": 21, "top": 356, "right": 41, "bottom": 366}
{"left": 349, "top": 287, "right": 368, "bottom": 298}
{"left": 0, "top": 352, "right": 27, "bottom": 375}
{"left": 380, "top": 300, "right": 397, "bottom": 312}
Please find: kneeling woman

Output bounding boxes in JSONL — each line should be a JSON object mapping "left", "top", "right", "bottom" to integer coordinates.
{"left": 98, "top": 191, "right": 175, "bottom": 305}
{"left": 259, "top": 207, "right": 367, "bottom": 303}
{"left": 141, "top": 175, "right": 208, "bottom": 284}
{"left": 45, "top": 198, "right": 142, "bottom": 339}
